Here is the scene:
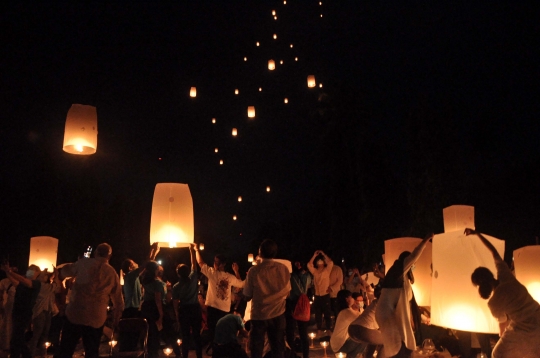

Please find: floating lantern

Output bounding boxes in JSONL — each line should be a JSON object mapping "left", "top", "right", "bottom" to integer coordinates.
{"left": 336, "top": 353, "right": 346, "bottom": 358}
{"left": 274, "top": 16, "right": 277, "bottom": 20}
{"left": 248, "top": 106, "right": 255, "bottom": 118}
{"left": 63, "top": 104, "right": 98, "bottom": 155}
{"left": 233, "top": 215, "right": 237, "bottom": 221}
{"left": 244, "top": 57, "right": 247, "bottom": 61}
{"left": 443, "top": 205, "right": 474, "bottom": 233}
{"left": 307, "top": 75, "right": 316, "bottom": 88}
{"left": 268, "top": 60, "right": 275, "bottom": 70}
{"left": 272, "top": 10, "right": 276, "bottom": 16}
{"left": 199, "top": 243, "right": 204, "bottom": 251}
{"left": 266, "top": 186, "right": 271, "bottom": 192}
{"left": 284, "top": 0, "right": 286, "bottom": 4}
{"left": 235, "top": 89, "right": 239, "bottom": 95}
{"left": 280, "top": 60, "right": 283, "bottom": 65}
{"left": 248, "top": 254, "right": 254, "bottom": 262}
{"left": 259, "top": 87, "right": 262, "bottom": 92}
{"left": 212, "top": 118, "right": 216, "bottom": 124}
{"left": 290, "top": 44, "right": 293, "bottom": 48}
{"left": 385, "top": 237, "right": 432, "bottom": 306}
{"left": 29, "top": 236, "right": 58, "bottom": 271}
{"left": 163, "top": 348, "right": 173, "bottom": 357}
{"left": 319, "top": 1, "right": 323, "bottom": 4}
{"left": 320, "top": 14, "right": 323, "bottom": 18}
{"left": 232, "top": 128, "right": 238, "bottom": 136}
{"left": 214, "top": 148, "right": 218, "bottom": 153}
{"left": 150, "top": 183, "right": 194, "bottom": 248}
{"left": 109, "top": 340, "right": 117, "bottom": 348}
{"left": 190, "top": 87, "right": 196, "bottom": 97}
{"left": 319, "top": 83, "right": 323, "bottom": 88}
{"left": 295, "top": 57, "right": 298, "bottom": 61}
{"left": 238, "top": 196, "right": 242, "bottom": 202}
{"left": 256, "top": 42, "right": 260, "bottom": 46}
{"left": 219, "top": 159, "right": 223, "bottom": 165}
{"left": 514, "top": 245, "right": 540, "bottom": 303}
{"left": 273, "top": 34, "right": 277, "bottom": 40}
{"left": 284, "top": 98, "right": 288, "bottom": 104}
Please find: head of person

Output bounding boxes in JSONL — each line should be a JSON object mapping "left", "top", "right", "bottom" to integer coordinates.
{"left": 213, "top": 254, "right": 227, "bottom": 271}
{"left": 293, "top": 261, "right": 305, "bottom": 272}
{"left": 352, "top": 292, "right": 363, "bottom": 305}
{"left": 336, "top": 289, "right": 354, "bottom": 312}
{"left": 95, "top": 243, "right": 112, "bottom": 260}
{"left": 471, "top": 267, "right": 496, "bottom": 299}
{"left": 314, "top": 254, "right": 326, "bottom": 269}
{"left": 121, "top": 259, "right": 138, "bottom": 274}
{"left": 26, "top": 264, "right": 41, "bottom": 280}
{"left": 176, "top": 263, "right": 190, "bottom": 284}
{"left": 157, "top": 265, "right": 164, "bottom": 279}
{"left": 197, "top": 293, "right": 206, "bottom": 307}
{"left": 259, "top": 239, "right": 278, "bottom": 259}
{"left": 141, "top": 260, "right": 160, "bottom": 285}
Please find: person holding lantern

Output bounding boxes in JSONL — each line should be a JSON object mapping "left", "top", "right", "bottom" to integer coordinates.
{"left": 307, "top": 250, "right": 334, "bottom": 335}
{"left": 375, "top": 233, "right": 432, "bottom": 358}
{"left": 466, "top": 228, "right": 540, "bottom": 358}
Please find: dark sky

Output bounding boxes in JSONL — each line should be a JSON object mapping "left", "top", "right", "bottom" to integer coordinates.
{"left": 1, "top": 1, "right": 539, "bottom": 271}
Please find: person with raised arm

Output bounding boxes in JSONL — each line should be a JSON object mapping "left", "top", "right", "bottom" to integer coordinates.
{"left": 307, "top": 249, "right": 334, "bottom": 335}
{"left": 466, "top": 228, "right": 540, "bottom": 358}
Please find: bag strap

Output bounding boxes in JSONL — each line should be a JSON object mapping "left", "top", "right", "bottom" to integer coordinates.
{"left": 293, "top": 275, "right": 307, "bottom": 295}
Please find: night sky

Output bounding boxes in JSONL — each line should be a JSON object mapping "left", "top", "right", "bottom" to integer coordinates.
{"left": 1, "top": 1, "right": 539, "bottom": 274}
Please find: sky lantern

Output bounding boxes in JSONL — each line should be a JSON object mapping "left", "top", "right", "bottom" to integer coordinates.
{"left": 307, "top": 75, "right": 316, "bottom": 88}
{"left": 443, "top": 205, "right": 474, "bottom": 233}
{"left": 272, "top": 10, "right": 276, "bottom": 15}
{"left": 385, "top": 237, "right": 432, "bottom": 306}
{"left": 295, "top": 57, "right": 298, "bottom": 61}
{"left": 29, "top": 236, "right": 58, "bottom": 271}
{"left": 280, "top": 60, "right": 283, "bottom": 65}
{"left": 273, "top": 34, "right": 277, "bottom": 40}
{"left": 232, "top": 128, "right": 238, "bottom": 136}
{"left": 248, "top": 106, "right": 255, "bottom": 118}
{"left": 284, "top": 98, "right": 288, "bottom": 104}
{"left": 214, "top": 148, "right": 218, "bottom": 153}
{"left": 212, "top": 118, "right": 216, "bottom": 124}
{"left": 259, "top": 87, "right": 262, "bottom": 92}
{"left": 190, "top": 87, "right": 196, "bottom": 97}
{"left": 266, "top": 186, "right": 271, "bottom": 192}
{"left": 248, "top": 254, "right": 254, "bottom": 262}
{"left": 233, "top": 215, "right": 237, "bottom": 221}
{"left": 199, "top": 243, "right": 204, "bottom": 251}
{"left": 244, "top": 57, "right": 247, "bottom": 61}
{"left": 256, "top": 41, "right": 260, "bottom": 46}
{"left": 514, "top": 245, "right": 540, "bottom": 303}
{"left": 235, "top": 89, "right": 239, "bottom": 95}
{"left": 219, "top": 159, "right": 223, "bottom": 165}
{"left": 290, "top": 44, "right": 293, "bottom": 48}
{"left": 150, "top": 183, "right": 194, "bottom": 248}
{"left": 319, "top": 83, "right": 323, "bottom": 88}
{"left": 63, "top": 104, "right": 98, "bottom": 155}
{"left": 431, "top": 205, "right": 504, "bottom": 333}
{"left": 268, "top": 60, "right": 275, "bottom": 70}
{"left": 238, "top": 196, "right": 242, "bottom": 202}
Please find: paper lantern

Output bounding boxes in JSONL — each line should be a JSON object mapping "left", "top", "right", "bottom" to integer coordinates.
{"left": 273, "top": 34, "right": 277, "bottom": 40}
{"left": 431, "top": 231, "right": 504, "bottom": 333}
{"left": 212, "top": 118, "right": 216, "bottom": 124}
{"left": 190, "top": 87, "right": 196, "bottom": 97}
{"left": 256, "top": 42, "right": 260, "bottom": 46}
{"left": 259, "top": 87, "right": 262, "bottom": 92}
{"left": 232, "top": 128, "right": 238, "bottom": 136}
{"left": 272, "top": 10, "right": 276, "bottom": 16}
{"left": 514, "top": 245, "right": 540, "bottom": 303}
{"left": 233, "top": 215, "right": 237, "bottom": 221}
{"left": 235, "top": 89, "right": 239, "bottom": 95}
{"left": 280, "top": 60, "right": 283, "bottom": 65}
{"left": 384, "top": 237, "right": 432, "bottom": 306}
{"left": 238, "top": 196, "right": 242, "bottom": 202}
{"left": 63, "top": 104, "right": 98, "bottom": 155}
{"left": 266, "top": 186, "right": 271, "bottom": 192}
{"left": 199, "top": 243, "right": 204, "bottom": 251}
{"left": 268, "top": 60, "right": 275, "bottom": 70}
{"left": 320, "top": 14, "right": 323, "bottom": 18}
{"left": 290, "top": 44, "right": 293, "bottom": 48}
{"left": 150, "top": 183, "right": 194, "bottom": 248}
{"left": 248, "top": 106, "right": 255, "bottom": 118}
{"left": 319, "top": 83, "right": 323, "bottom": 88}
{"left": 443, "top": 205, "right": 474, "bottom": 233}
{"left": 214, "top": 148, "right": 218, "bottom": 153}
{"left": 295, "top": 57, "right": 298, "bottom": 61}
{"left": 248, "top": 254, "right": 254, "bottom": 262}
{"left": 219, "top": 159, "right": 223, "bottom": 165}
{"left": 244, "top": 57, "right": 247, "bottom": 61}
{"left": 284, "top": 98, "right": 288, "bottom": 104}
{"left": 274, "top": 16, "right": 277, "bottom": 20}
{"left": 307, "top": 75, "right": 316, "bottom": 88}
{"left": 29, "top": 236, "right": 58, "bottom": 271}
{"left": 283, "top": 0, "right": 286, "bottom": 4}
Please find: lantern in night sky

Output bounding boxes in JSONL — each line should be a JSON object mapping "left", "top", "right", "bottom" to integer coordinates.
{"left": 248, "top": 106, "right": 255, "bottom": 118}
{"left": 244, "top": 57, "right": 247, "bottom": 61}
{"left": 284, "top": 98, "right": 288, "bottom": 104}
{"left": 29, "top": 236, "right": 58, "bottom": 271}
{"left": 290, "top": 44, "right": 293, "bottom": 48}
{"left": 199, "top": 243, "right": 204, "bottom": 251}
{"left": 266, "top": 186, "right": 271, "bottom": 192}
{"left": 280, "top": 60, "right": 283, "bottom": 65}
{"left": 212, "top": 118, "right": 216, "bottom": 124}
{"left": 319, "top": 83, "right": 323, "bottom": 88}
{"left": 232, "top": 128, "right": 238, "bottom": 136}
{"left": 295, "top": 57, "right": 298, "bottom": 61}
{"left": 248, "top": 254, "right": 254, "bottom": 262}
{"left": 273, "top": 34, "right": 277, "bottom": 40}
{"left": 190, "top": 87, "right": 197, "bottom": 97}
{"left": 259, "top": 87, "right": 262, "bottom": 92}
{"left": 256, "top": 42, "right": 260, "bottom": 46}
{"left": 219, "top": 159, "right": 223, "bottom": 165}
{"left": 385, "top": 237, "right": 432, "bottom": 306}
{"left": 235, "top": 89, "right": 239, "bottom": 95}
{"left": 268, "top": 60, "right": 275, "bottom": 70}
{"left": 307, "top": 75, "right": 316, "bottom": 88}
{"left": 233, "top": 215, "right": 237, "bottom": 221}
{"left": 238, "top": 196, "right": 242, "bottom": 202}
{"left": 514, "top": 245, "right": 540, "bottom": 303}
{"left": 63, "top": 104, "right": 98, "bottom": 155}
{"left": 214, "top": 148, "right": 218, "bottom": 153}
{"left": 150, "top": 183, "right": 194, "bottom": 248}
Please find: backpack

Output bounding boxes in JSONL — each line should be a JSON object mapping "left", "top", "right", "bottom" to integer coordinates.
{"left": 292, "top": 276, "right": 310, "bottom": 322}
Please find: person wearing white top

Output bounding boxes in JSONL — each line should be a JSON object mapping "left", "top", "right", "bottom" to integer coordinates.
{"left": 330, "top": 290, "right": 365, "bottom": 357}
{"left": 307, "top": 250, "right": 334, "bottom": 334}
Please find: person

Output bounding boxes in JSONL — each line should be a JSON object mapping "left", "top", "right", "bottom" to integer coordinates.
{"left": 173, "top": 244, "right": 203, "bottom": 358}
{"left": 329, "top": 261, "right": 344, "bottom": 321}
{"left": 345, "top": 267, "right": 370, "bottom": 295}
{"left": 243, "top": 239, "right": 291, "bottom": 358}
{"left": 0, "top": 269, "right": 18, "bottom": 355}
{"left": 57, "top": 243, "right": 124, "bottom": 358}
{"left": 330, "top": 290, "right": 365, "bottom": 357}
{"left": 140, "top": 260, "right": 165, "bottom": 358}
{"left": 28, "top": 269, "right": 61, "bottom": 357}
{"left": 351, "top": 292, "right": 364, "bottom": 313}
{"left": 120, "top": 242, "right": 159, "bottom": 318}
{"left": 0, "top": 263, "right": 42, "bottom": 358}
{"left": 213, "top": 312, "right": 249, "bottom": 358}
{"left": 307, "top": 250, "right": 334, "bottom": 335}
{"left": 286, "top": 261, "right": 312, "bottom": 358}
{"left": 375, "top": 234, "right": 432, "bottom": 358}
{"left": 466, "top": 228, "right": 540, "bottom": 358}
{"left": 349, "top": 286, "right": 385, "bottom": 358}
{"left": 194, "top": 245, "right": 244, "bottom": 353}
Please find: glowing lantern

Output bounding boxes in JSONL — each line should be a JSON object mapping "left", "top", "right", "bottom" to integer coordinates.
{"left": 272, "top": 10, "right": 276, "bottom": 16}
{"left": 256, "top": 42, "right": 260, "bottom": 46}
{"left": 280, "top": 60, "right": 283, "bottom": 65}
{"left": 266, "top": 186, "right": 271, "bottom": 192}
{"left": 214, "top": 148, "right": 218, "bottom": 153}
{"left": 283, "top": 0, "right": 286, "bottom": 4}
{"left": 307, "top": 75, "right": 316, "bottom": 88}
{"left": 384, "top": 237, "right": 432, "bottom": 306}
{"left": 284, "top": 98, "right": 288, "bottom": 104}
{"left": 295, "top": 57, "right": 298, "bottom": 61}
{"left": 219, "top": 159, "right": 223, "bottom": 165}
{"left": 190, "top": 87, "right": 196, "bottom": 97}
{"left": 212, "top": 118, "right": 216, "bottom": 124}
{"left": 232, "top": 128, "right": 238, "bottom": 136}
{"left": 320, "top": 14, "right": 323, "bottom": 17}
{"left": 63, "top": 104, "right": 98, "bottom": 155}
{"left": 244, "top": 57, "right": 247, "bottom": 61}
{"left": 248, "top": 254, "right": 254, "bottom": 262}
{"left": 268, "top": 60, "right": 275, "bottom": 70}
{"left": 29, "top": 236, "right": 58, "bottom": 271}
{"left": 273, "top": 34, "right": 277, "bottom": 40}
{"left": 319, "top": 83, "right": 323, "bottom": 88}
{"left": 199, "top": 243, "right": 204, "bottom": 251}
{"left": 248, "top": 106, "right": 255, "bottom": 118}
{"left": 235, "top": 89, "right": 239, "bottom": 95}
{"left": 259, "top": 87, "right": 262, "bottom": 92}
{"left": 443, "top": 205, "right": 475, "bottom": 233}
{"left": 290, "top": 44, "right": 293, "bottom": 48}
{"left": 514, "top": 245, "right": 540, "bottom": 303}
{"left": 150, "top": 183, "right": 194, "bottom": 248}
{"left": 238, "top": 196, "right": 242, "bottom": 202}
{"left": 233, "top": 215, "right": 237, "bottom": 221}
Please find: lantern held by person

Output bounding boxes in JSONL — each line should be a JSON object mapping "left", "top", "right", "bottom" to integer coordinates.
{"left": 514, "top": 245, "right": 540, "bottom": 303}
{"left": 150, "top": 183, "right": 194, "bottom": 248}
{"left": 190, "top": 87, "right": 197, "bottom": 97}
{"left": 307, "top": 75, "right": 316, "bottom": 88}
{"left": 443, "top": 205, "right": 474, "bottom": 233}
{"left": 29, "top": 236, "right": 58, "bottom": 271}
{"left": 248, "top": 106, "right": 255, "bottom": 118}
{"left": 63, "top": 104, "right": 98, "bottom": 155}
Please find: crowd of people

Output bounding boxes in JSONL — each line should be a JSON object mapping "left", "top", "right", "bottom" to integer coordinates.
{"left": 1, "top": 231, "right": 540, "bottom": 358}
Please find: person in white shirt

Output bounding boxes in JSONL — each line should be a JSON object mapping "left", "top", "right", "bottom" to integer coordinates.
{"left": 194, "top": 245, "right": 244, "bottom": 353}
{"left": 307, "top": 250, "right": 334, "bottom": 335}
{"left": 330, "top": 290, "right": 365, "bottom": 357}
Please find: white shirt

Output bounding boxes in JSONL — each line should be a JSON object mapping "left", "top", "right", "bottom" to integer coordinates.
{"left": 331, "top": 308, "right": 360, "bottom": 352}
{"left": 201, "top": 264, "right": 244, "bottom": 312}
{"left": 307, "top": 260, "right": 334, "bottom": 296}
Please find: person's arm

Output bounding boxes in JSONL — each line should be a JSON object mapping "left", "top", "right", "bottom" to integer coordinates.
{"left": 155, "top": 287, "right": 164, "bottom": 331}
{"left": 327, "top": 266, "right": 342, "bottom": 294}
{"left": 464, "top": 228, "right": 504, "bottom": 263}
{"left": 320, "top": 251, "right": 333, "bottom": 272}
{"left": 189, "top": 244, "right": 196, "bottom": 271}
{"left": 307, "top": 250, "right": 319, "bottom": 273}
{"left": 1, "top": 265, "right": 32, "bottom": 288}
{"left": 242, "top": 270, "right": 252, "bottom": 301}
{"left": 149, "top": 242, "right": 160, "bottom": 261}
{"left": 403, "top": 233, "right": 433, "bottom": 272}
{"left": 232, "top": 262, "right": 242, "bottom": 281}
{"left": 110, "top": 273, "right": 124, "bottom": 330}
{"left": 193, "top": 244, "right": 206, "bottom": 268}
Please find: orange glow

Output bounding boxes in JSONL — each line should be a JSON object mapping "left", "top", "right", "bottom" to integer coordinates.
{"left": 307, "top": 75, "right": 316, "bottom": 88}
{"left": 63, "top": 104, "right": 98, "bottom": 155}
{"left": 190, "top": 87, "right": 196, "bottom": 97}
{"left": 248, "top": 106, "right": 255, "bottom": 118}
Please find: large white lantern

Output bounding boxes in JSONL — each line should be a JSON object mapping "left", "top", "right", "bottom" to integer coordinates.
{"left": 443, "top": 205, "right": 474, "bottom": 233}
{"left": 307, "top": 75, "right": 316, "bottom": 88}
{"left": 268, "top": 60, "right": 275, "bottom": 70}
{"left": 385, "top": 237, "right": 432, "bottom": 306}
{"left": 150, "top": 183, "right": 194, "bottom": 248}
{"left": 63, "top": 104, "right": 98, "bottom": 155}
{"left": 248, "top": 106, "right": 255, "bottom": 118}
{"left": 431, "top": 230, "right": 504, "bottom": 333}
{"left": 190, "top": 87, "right": 197, "bottom": 97}
{"left": 29, "top": 236, "right": 58, "bottom": 271}
{"left": 514, "top": 245, "right": 540, "bottom": 303}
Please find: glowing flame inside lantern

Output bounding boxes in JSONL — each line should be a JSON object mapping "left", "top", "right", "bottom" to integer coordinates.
{"left": 307, "top": 75, "right": 316, "bottom": 88}
{"left": 63, "top": 104, "right": 98, "bottom": 155}
{"left": 190, "top": 87, "right": 196, "bottom": 97}
{"left": 154, "top": 224, "right": 188, "bottom": 248}
{"left": 248, "top": 106, "right": 255, "bottom": 118}
{"left": 75, "top": 144, "right": 84, "bottom": 152}
{"left": 268, "top": 60, "right": 275, "bottom": 70}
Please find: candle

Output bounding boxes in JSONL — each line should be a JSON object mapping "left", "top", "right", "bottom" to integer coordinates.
{"left": 163, "top": 348, "right": 173, "bottom": 356}
{"left": 109, "top": 340, "right": 117, "bottom": 347}
{"left": 177, "top": 339, "right": 182, "bottom": 346}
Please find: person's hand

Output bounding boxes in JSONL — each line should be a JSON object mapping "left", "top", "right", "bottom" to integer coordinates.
{"left": 191, "top": 243, "right": 199, "bottom": 251}
{"left": 464, "top": 228, "right": 476, "bottom": 236}
{"left": 166, "top": 281, "right": 172, "bottom": 290}
{"left": 232, "top": 262, "right": 239, "bottom": 273}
